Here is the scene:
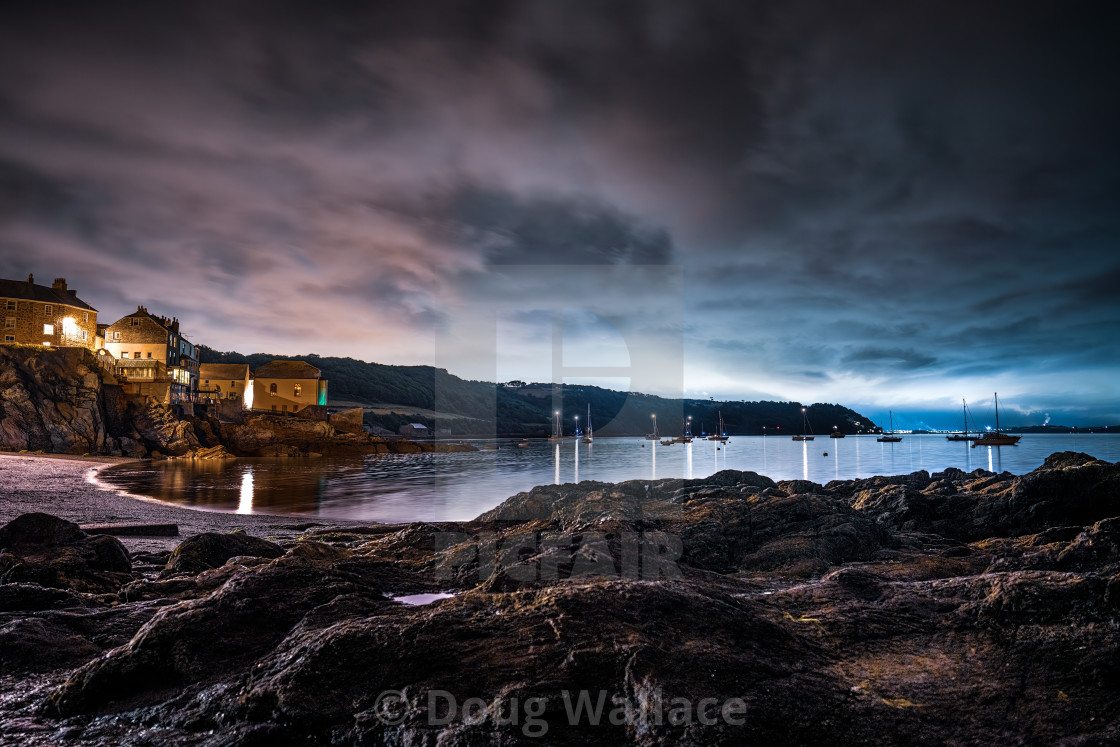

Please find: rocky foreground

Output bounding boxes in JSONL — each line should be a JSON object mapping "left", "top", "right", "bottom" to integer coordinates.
{"left": 1, "top": 451, "right": 1119, "bottom": 745}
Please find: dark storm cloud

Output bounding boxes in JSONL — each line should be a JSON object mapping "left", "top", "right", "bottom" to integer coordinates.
{"left": 443, "top": 186, "right": 673, "bottom": 266}
{"left": 0, "top": 0, "right": 1117, "bottom": 423}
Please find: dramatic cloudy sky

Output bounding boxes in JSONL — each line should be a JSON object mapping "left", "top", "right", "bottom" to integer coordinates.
{"left": 1, "top": 0, "right": 1117, "bottom": 427}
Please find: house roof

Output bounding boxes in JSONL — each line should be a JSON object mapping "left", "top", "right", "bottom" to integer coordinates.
{"left": 199, "top": 363, "right": 251, "bottom": 380}
{"left": 0, "top": 277, "right": 97, "bottom": 311}
{"left": 253, "top": 360, "right": 321, "bottom": 379}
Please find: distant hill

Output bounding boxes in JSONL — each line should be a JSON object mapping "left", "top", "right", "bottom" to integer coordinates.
{"left": 198, "top": 346, "right": 876, "bottom": 437}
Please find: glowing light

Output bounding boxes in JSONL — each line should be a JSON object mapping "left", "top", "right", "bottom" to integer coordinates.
{"left": 237, "top": 469, "right": 254, "bottom": 514}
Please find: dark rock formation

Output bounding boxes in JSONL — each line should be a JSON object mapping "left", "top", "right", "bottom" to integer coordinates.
{"left": 0, "top": 513, "right": 131, "bottom": 593}
{"left": 0, "top": 346, "right": 120, "bottom": 454}
{"left": 2, "top": 454, "right": 1120, "bottom": 744}
{"left": 162, "top": 532, "right": 285, "bottom": 576}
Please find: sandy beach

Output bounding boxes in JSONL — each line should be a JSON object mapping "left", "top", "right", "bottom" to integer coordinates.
{"left": 0, "top": 453, "right": 366, "bottom": 553}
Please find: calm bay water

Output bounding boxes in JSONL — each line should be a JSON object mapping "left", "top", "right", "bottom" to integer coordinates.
{"left": 99, "top": 435, "right": 1120, "bottom": 523}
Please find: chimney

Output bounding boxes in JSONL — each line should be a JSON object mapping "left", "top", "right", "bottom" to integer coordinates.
{"left": 27, "top": 274, "right": 34, "bottom": 285}
{"left": 171, "top": 318, "right": 180, "bottom": 333}
{"left": 52, "top": 278, "right": 67, "bottom": 292}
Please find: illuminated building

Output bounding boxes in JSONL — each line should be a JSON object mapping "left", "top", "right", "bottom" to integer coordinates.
{"left": 0, "top": 275, "right": 97, "bottom": 350}
{"left": 251, "top": 360, "right": 327, "bottom": 413}
{"left": 102, "top": 306, "right": 200, "bottom": 402}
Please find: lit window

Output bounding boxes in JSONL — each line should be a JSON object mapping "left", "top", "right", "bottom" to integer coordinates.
{"left": 4, "top": 318, "right": 13, "bottom": 328}
{"left": 43, "top": 324, "right": 54, "bottom": 335}
{"left": 134, "top": 352, "right": 141, "bottom": 359}
{"left": 269, "top": 383, "right": 277, "bottom": 395}
{"left": 42, "top": 341, "right": 50, "bottom": 346}
{"left": 293, "top": 384, "right": 302, "bottom": 397}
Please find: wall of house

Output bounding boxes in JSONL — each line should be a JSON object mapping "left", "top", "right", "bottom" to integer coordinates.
{"left": 252, "top": 376, "right": 321, "bottom": 413}
{"left": 1, "top": 297, "right": 97, "bottom": 350}
{"left": 104, "top": 342, "right": 170, "bottom": 361}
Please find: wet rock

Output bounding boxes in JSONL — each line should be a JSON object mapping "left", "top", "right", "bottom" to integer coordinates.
{"left": 162, "top": 533, "right": 285, "bottom": 576}
{"left": 0, "top": 583, "right": 85, "bottom": 612}
{"left": 1008, "top": 453, "right": 1120, "bottom": 532}
{"left": 47, "top": 558, "right": 388, "bottom": 717}
{"left": 0, "top": 617, "right": 101, "bottom": 674}
{"left": 0, "top": 514, "right": 132, "bottom": 593}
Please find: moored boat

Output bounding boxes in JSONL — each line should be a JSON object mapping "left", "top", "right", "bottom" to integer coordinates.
{"left": 946, "top": 399, "right": 978, "bottom": 441}
{"left": 877, "top": 411, "right": 903, "bottom": 442}
{"left": 973, "top": 393, "right": 1021, "bottom": 447}
{"left": 793, "top": 407, "right": 815, "bottom": 441}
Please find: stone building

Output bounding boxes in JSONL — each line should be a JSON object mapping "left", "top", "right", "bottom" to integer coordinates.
{"left": 251, "top": 360, "right": 327, "bottom": 413}
{"left": 199, "top": 363, "right": 254, "bottom": 408}
{"left": 399, "top": 423, "right": 430, "bottom": 437}
{"left": 0, "top": 275, "right": 98, "bottom": 350}
{"left": 102, "top": 306, "right": 200, "bottom": 402}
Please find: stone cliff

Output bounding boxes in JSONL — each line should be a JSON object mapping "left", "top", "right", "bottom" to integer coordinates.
{"left": 0, "top": 346, "right": 472, "bottom": 458}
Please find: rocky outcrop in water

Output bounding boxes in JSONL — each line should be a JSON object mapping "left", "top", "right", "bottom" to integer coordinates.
{"left": 2, "top": 452, "right": 1119, "bottom": 744}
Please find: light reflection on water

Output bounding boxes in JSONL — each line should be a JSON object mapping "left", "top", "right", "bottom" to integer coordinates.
{"left": 98, "top": 435, "right": 1120, "bottom": 524}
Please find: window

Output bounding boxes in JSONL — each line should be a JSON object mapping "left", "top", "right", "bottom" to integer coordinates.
{"left": 44, "top": 305, "right": 53, "bottom": 315}
{"left": 4, "top": 318, "right": 14, "bottom": 328}
{"left": 42, "top": 342, "right": 50, "bottom": 346}
{"left": 282, "top": 404, "right": 288, "bottom": 411}
{"left": 113, "top": 331, "right": 121, "bottom": 340}
{"left": 133, "top": 351, "right": 141, "bottom": 359}
{"left": 130, "top": 318, "right": 141, "bottom": 327}
{"left": 81, "top": 330, "right": 88, "bottom": 341}
{"left": 269, "top": 383, "right": 277, "bottom": 395}
{"left": 204, "top": 379, "right": 209, "bottom": 385}
{"left": 43, "top": 324, "right": 54, "bottom": 335}
{"left": 230, "top": 380, "right": 236, "bottom": 387}
{"left": 4, "top": 335, "right": 13, "bottom": 343}
{"left": 5, "top": 301, "right": 14, "bottom": 310}
{"left": 83, "top": 312, "right": 88, "bottom": 322}
{"left": 293, "top": 384, "right": 302, "bottom": 397}
{"left": 146, "top": 352, "right": 152, "bottom": 358}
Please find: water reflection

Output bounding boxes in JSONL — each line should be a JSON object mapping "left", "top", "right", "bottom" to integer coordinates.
{"left": 574, "top": 439, "right": 579, "bottom": 484}
{"left": 98, "top": 435, "right": 1120, "bottom": 524}
{"left": 238, "top": 467, "right": 254, "bottom": 514}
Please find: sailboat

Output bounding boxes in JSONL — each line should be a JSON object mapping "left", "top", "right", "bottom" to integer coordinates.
{"left": 582, "top": 404, "right": 593, "bottom": 443}
{"left": 548, "top": 411, "right": 564, "bottom": 442}
{"left": 830, "top": 425, "right": 846, "bottom": 438}
{"left": 645, "top": 414, "right": 660, "bottom": 440}
{"left": 972, "top": 393, "right": 1021, "bottom": 447}
{"left": 946, "top": 399, "right": 978, "bottom": 441}
{"left": 706, "top": 410, "right": 729, "bottom": 441}
{"left": 792, "top": 407, "right": 815, "bottom": 441}
{"left": 877, "top": 411, "right": 903, "bottom": 442}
